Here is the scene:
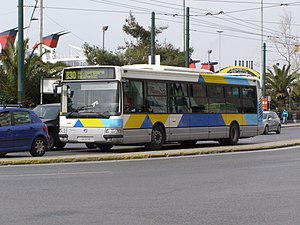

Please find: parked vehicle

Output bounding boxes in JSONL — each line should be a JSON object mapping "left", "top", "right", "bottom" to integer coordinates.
{"left": 33, "top": 103, "right": 66, "bottom": 150}
{"left": 0, "top": 106, "right": 49, "bottom": 157}
{"left": 263, "top": 111, "right": 281, "bottom": 134}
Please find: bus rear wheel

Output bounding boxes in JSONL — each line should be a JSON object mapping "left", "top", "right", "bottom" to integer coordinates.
{"left": 145, "top": 124, "right": 165, "bottom": 150}
{"left": 179, "top": 140, "right": 197, "bottom": 148}
{"left": 219, "top": 123, "right": 240, "bottom": 146}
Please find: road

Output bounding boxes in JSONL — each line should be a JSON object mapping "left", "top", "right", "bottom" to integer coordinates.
{"left": 1, "top": 145, "right": 300, "bottom": 225}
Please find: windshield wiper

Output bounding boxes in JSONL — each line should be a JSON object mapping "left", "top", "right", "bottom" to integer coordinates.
{"left": 66, "top": 107, "right": 111, "bottom": 119}
{"left": 66, "top": 105, "right": 94, "bottom": 118}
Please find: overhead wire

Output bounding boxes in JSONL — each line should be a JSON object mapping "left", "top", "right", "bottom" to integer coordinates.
{"left": 22, "top": 0, "right": 300, "bottom": 55}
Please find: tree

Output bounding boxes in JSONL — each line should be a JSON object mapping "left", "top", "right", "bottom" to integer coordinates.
{"left": 83, "top": 43, "right": 125, "bottom": 66}
{"left": 266, "top": 64, "right": 299, "bottom": 110}
{"left": 83, "top": 13, "right": 189, "bottom": 67}
{"left": 269, "top": 12, "right": 300, "bottom": 72}
{"left": 0, "top": 39, "right": 65, "bottom": 107}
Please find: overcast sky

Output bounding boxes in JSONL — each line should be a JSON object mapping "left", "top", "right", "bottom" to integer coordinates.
{"left": 1, "top": 0, "right": 300, "bottom": 71}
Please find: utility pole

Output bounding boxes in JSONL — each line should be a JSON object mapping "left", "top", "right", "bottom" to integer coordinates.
{"left": 183, "top": 0, "right": 186, "bottom": 52}
{"left": 262, "top": 43, "right": 266, "bottom": 97}
{"left": 39, "top": 0, "right": 43, "bottom": 56}
{"left": 261, "top": 0, "right": 265, "bottom": 94}
{"left": 18, "top": 0, "right": 24, "bottom": 105}
{"left": 185, "top": 7, "right": 190, "bottom": 68}
{"left": 151, "top": 12, "right": 155, "bottom": 65}
{"left": 217, "top": 30, "right": 223, "bottom": 71}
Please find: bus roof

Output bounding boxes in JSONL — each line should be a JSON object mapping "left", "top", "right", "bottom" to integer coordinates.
{"left": 121, "top": 64, "right": 213, "bottom": 74}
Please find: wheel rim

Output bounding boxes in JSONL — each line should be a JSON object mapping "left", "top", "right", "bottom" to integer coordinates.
{"left": 34, "top": 139, "right": 46, "bottom": 155}
{"left": 152, "top": 129, "right": 163, "bottom": 145}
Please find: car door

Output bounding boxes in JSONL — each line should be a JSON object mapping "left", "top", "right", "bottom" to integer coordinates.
{"left": 269, "top": 112, "right": 276, "bottom": 131}
{"left": 0, "top": 111, "right": 14, "bottom": 150}
{"left": 11, "top": 110, "right": 35, "bottom": 149}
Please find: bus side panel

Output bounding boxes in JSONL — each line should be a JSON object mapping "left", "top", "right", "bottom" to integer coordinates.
{"left": 167, "top": 114, "right": 190, "bottom": 141}
{"left": 208, "top": 114, "right": 228, "bottom": 139}
{"left": 190, "top": 114, "right": 209, "bottom": 140}
{"left": 123, "top": 114, "right": 149, "bottom": 144}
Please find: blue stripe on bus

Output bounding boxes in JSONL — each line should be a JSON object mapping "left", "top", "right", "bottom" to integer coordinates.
{"left": 178, "top": 114, "right": 225, "bottom": 127}
{"left": 243, "top": 114, "right": 258, "bottom": 126}
{"left": 101, "top": 119, "right": 123, "bottom": 128}
{"left": 225, "top": 76, "right": 250, "bottom": 86}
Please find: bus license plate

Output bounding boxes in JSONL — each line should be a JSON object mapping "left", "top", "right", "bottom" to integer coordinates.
{"left": 78, "top": 137, "right": 94, "bottom": 142}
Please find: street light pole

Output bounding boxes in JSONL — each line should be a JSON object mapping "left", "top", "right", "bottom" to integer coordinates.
{"left": 183, "top": 0, "right": 186, "bottom": 52}
{"left": 261, "top": 0, "right": 265, "bottom": 96}
{"left": 217, "top": 30, "right": 223, "bottom": 71}
{"left": 102, "top": 26, "right": 108, "bottom": 51}
{"left": 18, "top": 0, "right": 24, "bottom": 105}
{"left": 39, "top": 0, "right": 43, "bottom": 56}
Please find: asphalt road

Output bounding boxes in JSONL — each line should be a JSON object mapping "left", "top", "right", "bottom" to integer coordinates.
{"left": 1, "top": 145, "right": 300, "bottom": 225}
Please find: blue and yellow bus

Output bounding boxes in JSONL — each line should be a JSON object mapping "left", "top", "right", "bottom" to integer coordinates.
{"left": 57, "top": 64, "right": 263, "bottom": 150}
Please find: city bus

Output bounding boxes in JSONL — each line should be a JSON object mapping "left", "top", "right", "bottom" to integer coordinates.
{"left": 57, "top": 64, "right": 263, "bottom": 150}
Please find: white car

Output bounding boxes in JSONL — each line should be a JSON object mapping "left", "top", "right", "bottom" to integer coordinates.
{"left": 263, "top": 111, "right": 281, "bottom": 134}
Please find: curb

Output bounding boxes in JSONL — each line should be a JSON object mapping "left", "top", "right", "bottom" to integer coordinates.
{"left": 1, "top": 139, "right": 300, "bottom": 166}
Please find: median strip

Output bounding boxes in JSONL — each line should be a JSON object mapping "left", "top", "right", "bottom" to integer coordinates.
{"left": 1, "top": 139, "right": 300, "bottom": 166}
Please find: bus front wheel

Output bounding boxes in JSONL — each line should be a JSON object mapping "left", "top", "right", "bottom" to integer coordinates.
{"left": 219, "top": 123, "right": 240, "bottom": 146}
{"left": 145, "top": 124, "right": 165, "bottom": 150}
{"left": 96, "top": 144, "right": 113, "bottom": 151}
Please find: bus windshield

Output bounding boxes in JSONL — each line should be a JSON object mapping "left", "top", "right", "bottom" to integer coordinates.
{"left": 64, "top": 81, "right": 120, "bottom": 116}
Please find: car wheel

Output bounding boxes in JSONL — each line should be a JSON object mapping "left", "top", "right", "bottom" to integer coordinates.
{"left": 145, "top": 124, "right": 165, "bottom": 150}
{"left": 276, "top": 125, "right": 281, "bottom": 134}
{"left": 30, "top": 137, "right": 47, "bottom": 157}
{"left": 0, "top": 152, "right": 7, "bottom": 157}
{"left": 85, "top": 143, "right": 97, "bottom": 149}
{"left": 263, "top": 125, "right": 269, "bottom": 135}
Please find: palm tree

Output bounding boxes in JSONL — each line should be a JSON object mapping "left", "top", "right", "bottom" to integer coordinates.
{"left": 266, "top": 64, "right": 299, "bottom": 110}
{"left": 0, "top": 39, "right": 65, "bottom": 107}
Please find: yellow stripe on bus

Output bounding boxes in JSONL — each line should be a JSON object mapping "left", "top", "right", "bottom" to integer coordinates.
{"left": 149, "top": 114, "right": 169, "bottom": 126}
{"left": 222, "top": 114, "right": 247, "bottom": 126}
{"left": 201, "top": 74, "right": 228, "bottom": 84}
{"left": 80, "top": 119, "right": 104, "bottom": 128}
{"left": 124, "top": 114, "right": 147, "bottom": 129}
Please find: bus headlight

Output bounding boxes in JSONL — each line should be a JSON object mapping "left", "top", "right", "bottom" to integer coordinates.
{"left": 104, "top": 128, "right": 123, "bottom": 138}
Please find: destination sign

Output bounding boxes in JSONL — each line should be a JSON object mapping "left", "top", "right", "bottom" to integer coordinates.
{"left": 63, "top": 67, "right": 115, "bottom": 80}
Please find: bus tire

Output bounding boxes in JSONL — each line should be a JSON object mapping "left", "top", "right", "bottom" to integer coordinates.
{"left": 219, "top": 122, "right": 240, "bottom": 145}
{"left": 145, "top": 124, "right": 165, "bottom": 150}
{"left": 96, "top": 144, "right": 113, "bottom": 151}
{"left": 85, "top": 143, "right": 97, "bottom": 149}
{"left": 179, "top": 140, "right": 197, "bottom": 148}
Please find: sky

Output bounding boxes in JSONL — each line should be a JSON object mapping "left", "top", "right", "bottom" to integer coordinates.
{"left": 1, "top": 0, "right": 300, "bottom": 71}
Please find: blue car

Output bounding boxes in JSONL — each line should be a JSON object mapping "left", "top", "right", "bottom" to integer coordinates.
{"left": 0, "top": 106, "right": 49, "bottom": 157}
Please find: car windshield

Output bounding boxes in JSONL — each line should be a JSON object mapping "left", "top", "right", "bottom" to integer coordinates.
{"left": 33, "top": 105, "right": 60, "bottom": 120}
{"left": 263, "top": 112, "right": 268, "bottom": 119}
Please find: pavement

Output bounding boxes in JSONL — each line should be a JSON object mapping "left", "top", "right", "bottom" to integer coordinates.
{"left": 1, "top": 122, "right": 300, "bottom": 166}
